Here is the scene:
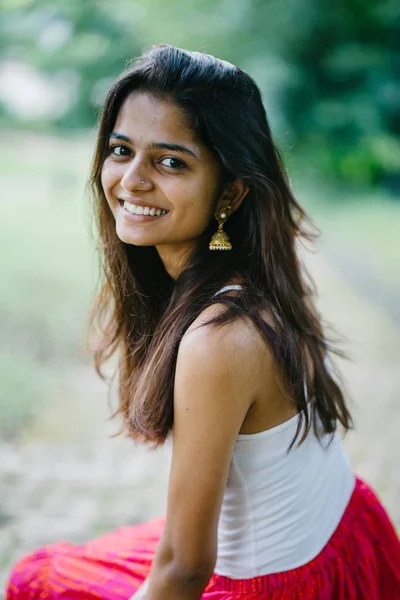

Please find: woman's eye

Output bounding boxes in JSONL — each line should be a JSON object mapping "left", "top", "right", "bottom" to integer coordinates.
{"left": 160, "top": 157, "right": 186, "bottom": 170}
{"left": 109, "top": 145, "right": 130, "bottom": 157}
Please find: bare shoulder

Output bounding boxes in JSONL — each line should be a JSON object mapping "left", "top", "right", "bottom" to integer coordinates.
{"left": 178, "top": 296, "right": 301, "bottom": 434}
{"left": 179, "top": 299, "right": 266, "bottom": 375}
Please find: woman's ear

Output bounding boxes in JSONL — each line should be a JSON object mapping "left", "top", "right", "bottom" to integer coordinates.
{"left": 218, "top": 178, "right": 249, "bottom": 214}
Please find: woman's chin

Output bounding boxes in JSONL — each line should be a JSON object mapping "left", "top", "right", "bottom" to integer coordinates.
{"left": 115, "top": 225, "right": 159, "bottom": 247}
{"left": 117, "top": 234, "right": 156, "bottom": 246}
{"left": 116, "top": 214, "right": 167, "bottom": 245}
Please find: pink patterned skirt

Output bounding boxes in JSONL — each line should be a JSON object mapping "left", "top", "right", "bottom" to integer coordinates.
{"left": 5, "top": 477, "right": 400, "bottom": 599}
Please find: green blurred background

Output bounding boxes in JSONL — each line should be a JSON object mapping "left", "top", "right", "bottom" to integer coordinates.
{"left": 1, "top": 0, "right": 399, "bottom": 590}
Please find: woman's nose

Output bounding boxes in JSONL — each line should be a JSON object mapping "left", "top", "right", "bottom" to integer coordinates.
{"left": 120, "top": 159, "right": 153, "bottom": 192}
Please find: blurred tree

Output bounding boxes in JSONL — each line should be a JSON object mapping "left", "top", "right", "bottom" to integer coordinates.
{"left": 0, "top": 0, "right": 252, "bottom": 128}
{"left": 242, "top": 0, "right": 400, "bottom": 187}
{"left": 0, "top": 0, "right": 144, "bottom": 128}
{"left": 1, "top": 0, "right": 398, "bottom": 187}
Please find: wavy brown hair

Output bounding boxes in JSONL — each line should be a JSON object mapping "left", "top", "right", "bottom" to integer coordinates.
{"left": 87, "top": 44, "right": 352, "bottom": 449}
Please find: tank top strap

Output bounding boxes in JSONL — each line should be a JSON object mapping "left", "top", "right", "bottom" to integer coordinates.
{"left": 213, "top": 284, "right": 244, "bottom": 295}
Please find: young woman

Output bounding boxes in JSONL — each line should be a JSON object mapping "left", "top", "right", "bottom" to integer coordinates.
{"left": 6, "top": 44, "right": 400, "bottom": 600}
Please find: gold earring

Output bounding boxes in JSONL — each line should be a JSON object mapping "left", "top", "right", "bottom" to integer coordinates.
{"left": 209, "top": 205, "right": 232, "bottom": 250}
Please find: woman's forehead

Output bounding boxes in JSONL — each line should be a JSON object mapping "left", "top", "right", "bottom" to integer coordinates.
{"left": 115, "top": 92, "right": 193, "bottom": 140}
{"left": 113, "top": 91, "right": 209, "bottom": 160}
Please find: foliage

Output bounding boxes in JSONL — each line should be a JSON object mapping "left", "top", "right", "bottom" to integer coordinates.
{"left": 0, "top": 0, "right": 143, "bottom": 127}
{"left": 0, "top": 0, "right": 398, "bottom": 186}
{"left": 252, "top": 0, "right": 400, "bottom": 187}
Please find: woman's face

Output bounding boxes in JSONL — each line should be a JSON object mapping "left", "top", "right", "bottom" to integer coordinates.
{"left": 101, "top": 91, "right": 228, "bottom": 275}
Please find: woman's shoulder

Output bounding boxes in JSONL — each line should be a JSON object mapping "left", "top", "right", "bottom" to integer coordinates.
{"left": 183, "top": 279, "right": 255, "bottom": 341}
{"left": 175, "top": 284, "right": 294, "bottom": 436}
{"left": 179, "top": 281, "right": 272, "bottom": 376}
{"left": 181, "top": 301, "right": 264, "bottom": 361}
{"left": 175, "top": 299, "right": 261, "bottom": 424}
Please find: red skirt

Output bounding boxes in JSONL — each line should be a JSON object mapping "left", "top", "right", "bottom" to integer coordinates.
{"left": 5, "top": 477, "right": 400, "bottom": 599}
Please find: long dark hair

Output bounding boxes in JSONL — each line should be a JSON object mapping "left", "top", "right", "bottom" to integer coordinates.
{"left": 87, "top": 43, "right": 352, "bottom": 448}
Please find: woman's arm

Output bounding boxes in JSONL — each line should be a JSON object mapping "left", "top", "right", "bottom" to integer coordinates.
{"left": 143, "top": 309, "right": 260, "bottom": 600}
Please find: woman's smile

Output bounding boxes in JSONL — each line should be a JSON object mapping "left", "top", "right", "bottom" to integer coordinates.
{"left": 119, "top": 199, "right": 169, "bottom": 221}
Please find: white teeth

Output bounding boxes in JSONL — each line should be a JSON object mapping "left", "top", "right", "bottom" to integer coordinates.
{"left": 124, "top": 202, "right": 135, "bottom": 213}
{"left": 123, "top": 201, "right": 167, "bottom": 217}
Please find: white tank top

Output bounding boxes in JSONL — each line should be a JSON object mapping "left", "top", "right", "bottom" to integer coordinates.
{"left": 212, "top": 285, "right": 355, "bottom": 578}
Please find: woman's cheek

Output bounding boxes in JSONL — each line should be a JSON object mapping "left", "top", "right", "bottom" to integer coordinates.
{"left": 99, "top": 170, "right": 113, "bottom": 211}
{"left": 100, "top": 162, "right": 112, "bottom": 191}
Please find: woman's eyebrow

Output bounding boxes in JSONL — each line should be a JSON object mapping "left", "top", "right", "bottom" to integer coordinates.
{"left": 109, "top": 132, "right": 199, "bottom": 160}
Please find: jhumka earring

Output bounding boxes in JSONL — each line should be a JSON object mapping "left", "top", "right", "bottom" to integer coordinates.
{"left": 209, "top": 205, "right": 232, "bottom": 250}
